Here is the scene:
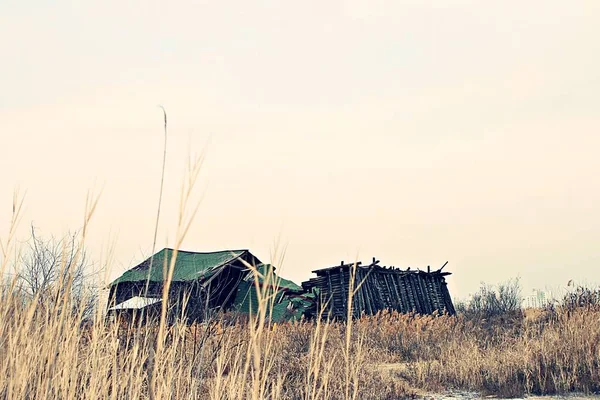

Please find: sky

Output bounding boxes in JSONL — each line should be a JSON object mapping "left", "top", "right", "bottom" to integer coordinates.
{"left": 1, "top": 0, "right": 599, "bottom": 299}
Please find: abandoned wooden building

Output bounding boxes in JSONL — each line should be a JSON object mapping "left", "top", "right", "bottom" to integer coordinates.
{"left": 108, "top": 248, "right": 456, "bottom": 323}
{"left": 301, "top": 258, "right": 455, "bottom": 319}
{"left": 107, "top": 248, "right": 307, "bottom": 323}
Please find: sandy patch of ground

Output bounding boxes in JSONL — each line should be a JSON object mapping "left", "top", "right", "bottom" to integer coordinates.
{"left": 430, "top": 394, "right": 598, "bottom": 400}
{"left": 421, "top": 391, "right": 599, "bottom": 400}
{"left": 371, "top": 363, "right": 599, "bottom": 400}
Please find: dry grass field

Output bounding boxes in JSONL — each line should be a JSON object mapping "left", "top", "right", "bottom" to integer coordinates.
{"left": 1, "top": 279, "right": 599, "bottom": 399}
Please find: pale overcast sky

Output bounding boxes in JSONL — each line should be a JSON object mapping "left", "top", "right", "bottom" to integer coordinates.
{"left": 1, "top": 1, "right": 599, "bottom": 298}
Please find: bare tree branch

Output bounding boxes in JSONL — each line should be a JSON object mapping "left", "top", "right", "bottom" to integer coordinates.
{"left": 15, "top": 226, "right": 99, "bottom": 317}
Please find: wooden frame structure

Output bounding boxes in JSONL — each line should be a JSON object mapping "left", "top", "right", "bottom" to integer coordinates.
{"left": 302, "top": 258, "right": 455, "bottom": 319}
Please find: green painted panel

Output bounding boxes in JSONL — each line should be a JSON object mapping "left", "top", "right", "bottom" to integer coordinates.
{"left": 110, "top": 248, "right": 247, "bottom": 285}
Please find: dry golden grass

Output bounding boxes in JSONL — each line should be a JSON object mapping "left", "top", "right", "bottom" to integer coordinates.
{"left": 2, "top": 288, "right": 600, "bottom": 399}
{"left": 359, "top": 308, "right": 600, "bottom": 398}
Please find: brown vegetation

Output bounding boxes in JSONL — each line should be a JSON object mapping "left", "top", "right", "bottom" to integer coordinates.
{"left": 1, "top": 279, "right": 599, "bottom": 399}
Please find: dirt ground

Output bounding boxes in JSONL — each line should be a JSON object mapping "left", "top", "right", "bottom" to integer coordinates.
{"left": 372, "top": 363, "right": 599, "bottom": 400}
{"left": 424, "top": 392, "right": 599, "bottom": 400}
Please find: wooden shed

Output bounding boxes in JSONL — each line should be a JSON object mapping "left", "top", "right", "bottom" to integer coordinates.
{"left": 302, "top": 258, "right": 455, "bottom": 319}
{"left": 107, "top": 248, "right": 308, "bottom": 323}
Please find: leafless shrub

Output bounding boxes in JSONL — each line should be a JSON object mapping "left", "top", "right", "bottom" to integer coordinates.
{"left": 14, "top": 225, "right": 98, "bottom": 316}
{"left": 461, "top": 278, "right": 522, "bottom": 319}
{"left": 561, "top": 285, "right": 600, "bottom": 312}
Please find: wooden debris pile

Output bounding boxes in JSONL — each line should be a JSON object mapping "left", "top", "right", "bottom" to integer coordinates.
{"left": 302, "top": 258, "right": 455, "bottom": 319}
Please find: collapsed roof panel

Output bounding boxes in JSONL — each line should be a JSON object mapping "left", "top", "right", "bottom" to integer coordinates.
{"left": 250, "top": 264, "right": 303, "bottom": 292}
{"left": 109, "top": 248, "right": 253, "bottom": 285}
{"left": 232, "top": 265, "right": 310, "bottom": 322}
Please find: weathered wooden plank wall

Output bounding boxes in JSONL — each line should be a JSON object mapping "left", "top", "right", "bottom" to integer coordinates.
{"left": 303, "top": 260, "right": 455, "bottom": 319}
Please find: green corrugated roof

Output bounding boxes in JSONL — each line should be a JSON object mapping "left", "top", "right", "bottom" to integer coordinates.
{"left": 233, "top": 280, "right": 259, "bottom": 316}
{"left": 252, "top": 264, "right": 303, "bottom": 292}
{"left": 110, "top": 248, "right": 248, "bottom": 285}
{"left": 233, "top": 278, "right": 313, "bottom": 322}
{"left": 232, "top": 281, "right": 295, "bottom": 322}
